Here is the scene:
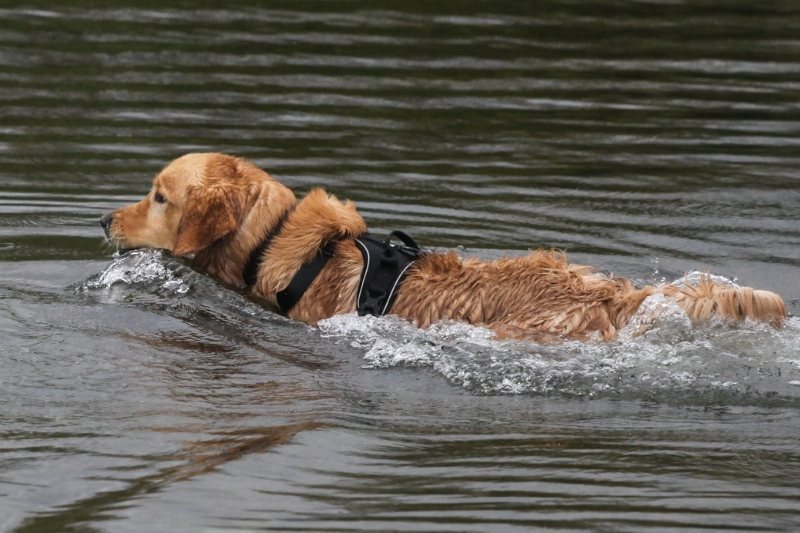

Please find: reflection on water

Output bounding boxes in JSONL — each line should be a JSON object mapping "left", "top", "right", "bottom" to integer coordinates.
{"left": 1, "top": 1, "right": 800, "bottom": 531}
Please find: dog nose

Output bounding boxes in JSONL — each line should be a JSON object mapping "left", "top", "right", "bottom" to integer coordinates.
{"left": 99, "top": 212, "right": 114, "bottom": 234}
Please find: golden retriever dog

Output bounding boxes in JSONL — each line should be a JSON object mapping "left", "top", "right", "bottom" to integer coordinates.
{"left": 101, "top": 152, "right": 787, "bottom": 342}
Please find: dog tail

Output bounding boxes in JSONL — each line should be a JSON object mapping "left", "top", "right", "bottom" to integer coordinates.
{"left": 659, "top": 278, "right": 786, "bottom": 328}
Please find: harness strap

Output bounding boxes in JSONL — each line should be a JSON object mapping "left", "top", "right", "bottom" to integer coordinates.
{"left": 245, "top": 221, "right": 421, "bottom": 317}
{"left": 276, "top": 241, "right": 337, "bottom": 313}
{"left": 355, "top": 232, "right": 420, "bottom": 316}
{"left": 243, "top": 208, "right": 293, "bottom": 287}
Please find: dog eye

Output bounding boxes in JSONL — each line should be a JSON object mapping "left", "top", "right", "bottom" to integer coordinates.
{"left": 154, "top": 192, "right": 167, "bottom": 204}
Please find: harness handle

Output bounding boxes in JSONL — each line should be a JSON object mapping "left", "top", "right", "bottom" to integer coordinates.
{"left": 386, "top": 230, "right": 419, "bottom": 251}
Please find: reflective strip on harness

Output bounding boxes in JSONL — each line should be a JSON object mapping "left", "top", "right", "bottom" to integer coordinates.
{"left": 354, "top": 231, "right": 420, "bottom": 316}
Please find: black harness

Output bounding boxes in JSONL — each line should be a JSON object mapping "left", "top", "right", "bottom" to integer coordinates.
{"left": 244, "top": 222, "right": 421, "bottom": 317}
{"left": 353, "top": 231, "right": 420, "bottom": 316}
{"left": 276, "top": 240, "right": 337, "bottom": 313}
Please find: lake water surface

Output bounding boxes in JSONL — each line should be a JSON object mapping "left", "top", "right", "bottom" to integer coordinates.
{"left": 1, "top": 2, "right": 800, "bottom": 531}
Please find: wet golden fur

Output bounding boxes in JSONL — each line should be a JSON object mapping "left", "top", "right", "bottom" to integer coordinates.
{"left": 106, "top": 153, "right": 787, "bottom": 341}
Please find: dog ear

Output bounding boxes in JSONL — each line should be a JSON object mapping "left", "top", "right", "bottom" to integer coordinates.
{"left": 173, "top": 185, "right": 240, "bottom": 256}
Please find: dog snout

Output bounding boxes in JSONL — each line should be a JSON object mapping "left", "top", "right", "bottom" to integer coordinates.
{"left": 100, "top": 212, "right": 114, "bottom": 236}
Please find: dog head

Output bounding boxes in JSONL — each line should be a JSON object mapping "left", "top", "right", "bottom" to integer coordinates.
{"left": 102, "top": 152, "right": 294, "bottom": 257}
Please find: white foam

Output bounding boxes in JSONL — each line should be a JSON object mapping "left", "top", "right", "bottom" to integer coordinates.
{"left": 317, "top": 297, "right": 800, "bottom": 402}
{"left": 670, "top": 270, "right": 740, "bottom": 289}
{"left": 79, "top": 249, "right": 190, "bottom": 294}
{"left": 619, "top": 292, "right": 692, "bottom": 340}
{"left": 78, "top": 253, "right": 800, "bottom": 402}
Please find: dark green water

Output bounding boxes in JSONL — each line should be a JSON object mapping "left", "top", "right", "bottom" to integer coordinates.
{"left": 2, "top": 2, "right": 800, "bottom": 531}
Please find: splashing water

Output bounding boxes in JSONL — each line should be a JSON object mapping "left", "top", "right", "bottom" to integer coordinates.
{"left": 78, "top": 254, "right": 800, "bottom": 404}
{"left": 319, "top": 272, "right": 800, "bottom": 404}
{"left": 670, "top": 270, "right": 740, "bottom": 289}
{"left": 78, "top": 249, "right": 190, "bottom": 295}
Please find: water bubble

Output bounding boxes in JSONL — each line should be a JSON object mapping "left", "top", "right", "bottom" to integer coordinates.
{"left": 78, "top": 249, "right": 191, "bottom": 295}
{"left": 162, "top": 278, "right": 190, "bottom": 295}
{"left": 317, "top": 294, "right": 800, "bottom": 405}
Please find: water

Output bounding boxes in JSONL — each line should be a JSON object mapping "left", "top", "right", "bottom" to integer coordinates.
{"left": 2, "top": 2, "right": 800, "bottom": 530}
